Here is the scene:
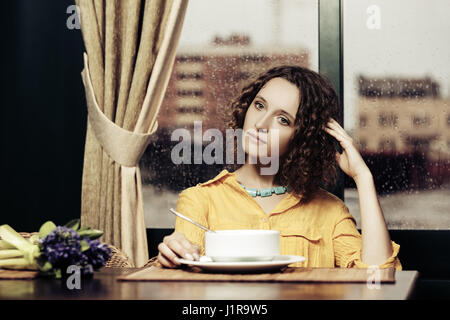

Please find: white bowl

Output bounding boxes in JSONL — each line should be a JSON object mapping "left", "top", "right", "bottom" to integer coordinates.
{"left": 204, "top": 230, "right": 280, "bottom": 262}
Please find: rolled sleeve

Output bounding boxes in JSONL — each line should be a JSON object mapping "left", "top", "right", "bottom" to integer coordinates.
{"left": 174, "top": 186, "right": 208, "bottom": 255}
{"left": 333, "top": 205, "right": 402, "bottom": 270}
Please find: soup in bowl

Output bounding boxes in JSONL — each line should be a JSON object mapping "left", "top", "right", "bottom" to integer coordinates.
{"left": 204, "top": 230, "right": 280, "bottom": 262}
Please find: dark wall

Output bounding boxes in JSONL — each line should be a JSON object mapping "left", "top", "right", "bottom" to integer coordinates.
{"left": 1, "top": 0, "right": 86, "bottom": 231}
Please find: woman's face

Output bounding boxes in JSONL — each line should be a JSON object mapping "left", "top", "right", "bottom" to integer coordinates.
{"left": 242, "top": 77, "right": 300, "bottom": 162}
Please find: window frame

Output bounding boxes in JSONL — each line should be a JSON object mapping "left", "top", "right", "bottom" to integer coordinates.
{"left": 318, "top": 0, "right": 344, "bottom": 201}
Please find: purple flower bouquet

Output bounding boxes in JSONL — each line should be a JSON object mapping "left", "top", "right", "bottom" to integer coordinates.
{"left": 0, "top": 219, "right": 111, "bottom": 279}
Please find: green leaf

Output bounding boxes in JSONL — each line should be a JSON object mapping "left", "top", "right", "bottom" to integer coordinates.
{"left": 0, "top": 225, "right": 35, "bottom": 252}
{"left": 28, "top": 234, "right": 40, "bottom": 245}
{"left": 39, "top": 261, "right": 53, "bottom": 272}
{"left": 78, "top": 226, "right": 91, "bottom": 232}
{"left": 64, "top": 219, "right": 80, "bottom": 231}
{"left": 78, "top": 229, "right": 103, "bottom": 240}
{"left": 39, "top": 221, "right": 56, "bottom": 239}
{"left": 0, "top": 257, "right": 37, "bottom": 270}
{"left": 0, "top": 249, "right": 23, "bottom": 259}
{"left": 80, "top": 239, "right": 90, "bottom": 252}
{"left": 0, "top": 239, "right": 16, "bottom": 249}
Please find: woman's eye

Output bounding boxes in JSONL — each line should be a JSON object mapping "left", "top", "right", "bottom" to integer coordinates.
{"left": 279, "top": 117, "right": 290, "bottom": 126}
{"left": 254, "top": 102, "right": 264, "bottom": 110}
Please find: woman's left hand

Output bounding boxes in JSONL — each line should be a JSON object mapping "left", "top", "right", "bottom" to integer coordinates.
{"left": 323, "top": 118, "right": 371, "bottom": 181}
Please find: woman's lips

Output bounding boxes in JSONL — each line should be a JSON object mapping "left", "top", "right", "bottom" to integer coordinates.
{"left": 246, "top": 131, "right": 267, "bottom": 144}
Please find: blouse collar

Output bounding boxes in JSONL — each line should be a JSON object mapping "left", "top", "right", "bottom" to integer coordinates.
{"left": 198, "top": 169, "right": 303, "bottom": 215}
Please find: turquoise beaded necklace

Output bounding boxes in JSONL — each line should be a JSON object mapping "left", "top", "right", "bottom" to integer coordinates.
{"left": 239, "top": 183, "right": 291, "bottom": 197}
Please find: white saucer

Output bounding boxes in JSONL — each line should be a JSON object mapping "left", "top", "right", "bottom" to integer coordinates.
{"left": 177, "top": 255, "right": 305, "bottom": 273}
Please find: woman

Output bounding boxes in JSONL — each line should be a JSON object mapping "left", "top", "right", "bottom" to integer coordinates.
{"left": 157, "top": 65, "right": 401, "bottom": 270}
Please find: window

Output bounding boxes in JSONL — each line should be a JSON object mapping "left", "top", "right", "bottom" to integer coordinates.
{"left": 239, "top": 55, "right": 267, "bottom": 63}
{"left": 358, "top": 139, "right": 367, "bottom": 152}
{"left": 359, "top": 77, "right": 440, "bottom": 99}
{"left": 178, "top": 106, "right": 204, "bottom": 114}
{"left": 359, "top": 114, "right": 367, "bottom": 128}
{"left": 177, "top": 55, "right": 203, "bottom": 63}
{"left": 142, "top": 0, "right": 450, "bottom": 231}
{"left": 177, "top": 89, "right": 203, "bottom": 97}
{"left": 412, "top": 114, "right": 431, "bottom": 127}
{"left": 237, "top": 72, "right": 250, "bottom": 81}
{"left": 378, "top": 112, "right": 398, "bottom": 127}
{"left": 140, "top": 0, "right": 319, "bottom": 229}
{"left": 378, "top": 138, "right": 396, "bottom": 153}
{"left": 344, "top": 0, "right": 450, "bottom": 229}
{"left": 177, "top": 73, "right": 203, "bottom": 80}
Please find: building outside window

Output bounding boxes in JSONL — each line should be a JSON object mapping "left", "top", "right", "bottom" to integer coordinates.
{"left": 344, "top": 0, "right": 450, "bottom": 229}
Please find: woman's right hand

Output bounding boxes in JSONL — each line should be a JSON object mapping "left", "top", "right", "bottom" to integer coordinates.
{"left": 157, "top": 231, "right": 201, "bottom": 268}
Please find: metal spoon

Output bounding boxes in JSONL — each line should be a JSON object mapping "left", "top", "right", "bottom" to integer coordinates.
{"left": 169, "top": 208, "right": 215, "bottom": 233}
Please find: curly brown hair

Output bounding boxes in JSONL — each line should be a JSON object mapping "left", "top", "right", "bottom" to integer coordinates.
{"left": 226, "top": 65, "right": 340, "bottom": 203}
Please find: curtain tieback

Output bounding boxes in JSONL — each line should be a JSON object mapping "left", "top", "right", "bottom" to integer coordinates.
{"left": 81, "top": 53, "right": 157, "bottom": 168}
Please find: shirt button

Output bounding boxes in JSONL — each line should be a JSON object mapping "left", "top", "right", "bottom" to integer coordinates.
{"left": 263, "top": 217, "right": 268, "bottom": 222}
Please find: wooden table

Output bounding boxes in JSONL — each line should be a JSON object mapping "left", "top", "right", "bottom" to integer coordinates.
{"left": 0, "top": 267, "right": 418, "bottom": 300}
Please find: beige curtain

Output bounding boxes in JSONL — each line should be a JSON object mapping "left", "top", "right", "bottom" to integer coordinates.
{"left": 76, "top": 0, "right": 189, "bottom": 267}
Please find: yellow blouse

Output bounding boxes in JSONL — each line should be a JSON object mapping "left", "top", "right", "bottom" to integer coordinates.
{"left": 175, "top": 169, "right": 402, "bottom": 270}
